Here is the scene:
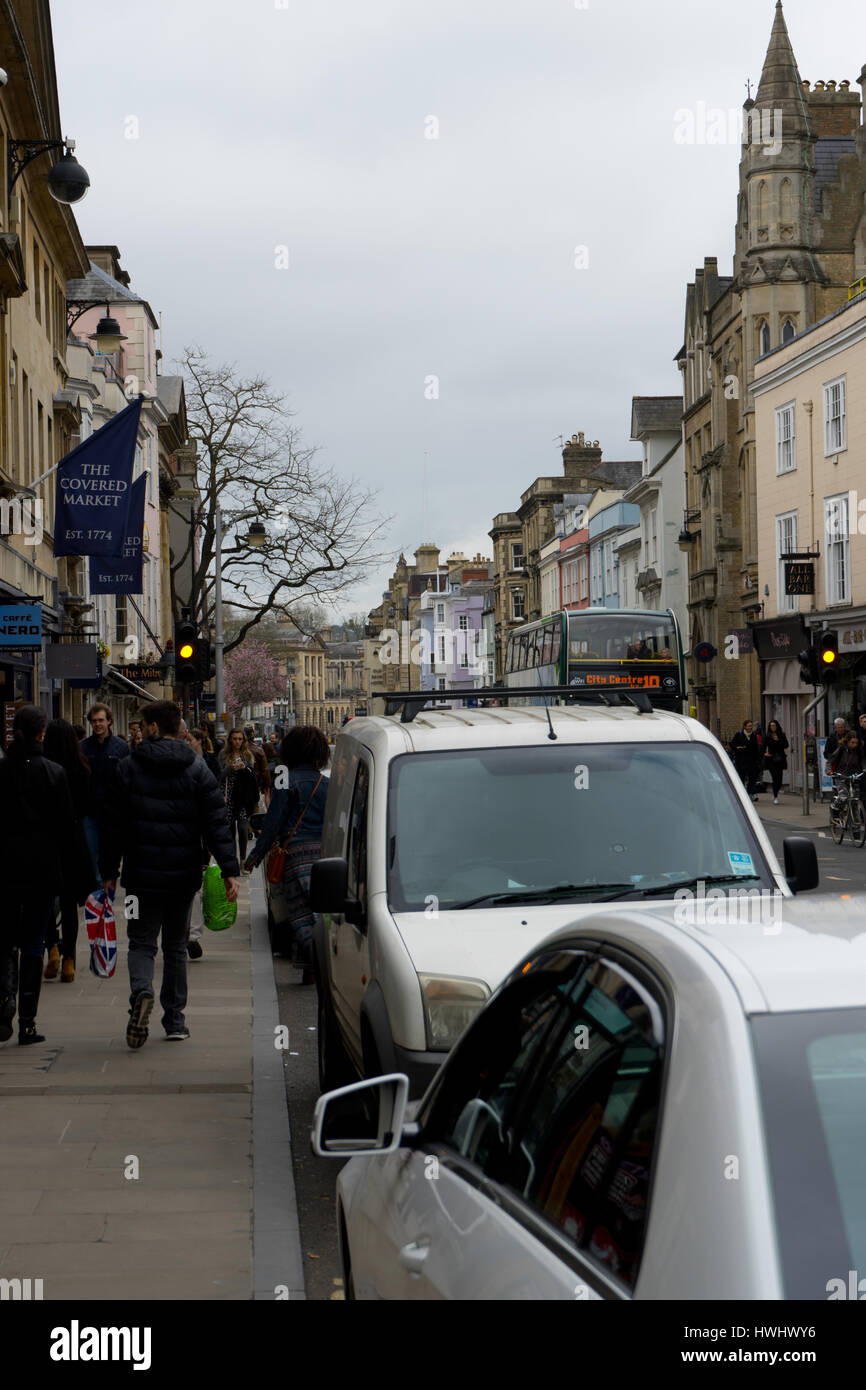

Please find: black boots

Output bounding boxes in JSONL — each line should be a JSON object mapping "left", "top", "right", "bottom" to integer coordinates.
{"left": 0, "top": 953, "right": 18, "bottom": 1043}
{"left": 17, "top": 955, "right": 45, "bottom": 1046}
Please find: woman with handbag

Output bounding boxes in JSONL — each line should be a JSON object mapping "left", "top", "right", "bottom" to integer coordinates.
{"left": 762, "top": 719, "right": 789, "bottom": 805}
{"left": 41, "top": 719, "right": 95, "bottom": 982}
{"left": 218, "top": 729, "right": 260, "bottom": 867}
{"left": 243, "top": 725, "right": 330, "bottom": 983}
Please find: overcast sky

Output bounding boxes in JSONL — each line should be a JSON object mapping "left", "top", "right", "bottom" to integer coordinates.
{"left": 51, "top": 0, "right": 865, "bottom": 617}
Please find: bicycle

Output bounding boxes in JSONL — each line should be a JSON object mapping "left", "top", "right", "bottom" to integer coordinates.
{"left": 829, "top": 772, "right": 866, "bottom": 847}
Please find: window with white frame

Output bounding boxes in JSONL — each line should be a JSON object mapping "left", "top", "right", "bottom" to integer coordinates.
{"left": 436, "top": 603, "right": 445, "bottom": 623}
{"left": 458, "top": 614, "right": 468, "bottom": 630}
{"left": 775, "top": 511, "right": 798, "bottom": 613}
{"left": 648, "top": 507, "right": 658, "bottom": 567}
{"left": 512, "top": 589, "right": 525, "bottom": 620}
{"left": 825, "top": 494, "right": 850, "bottom": 605}
{"left": 824, "top": 377, "right": 847, "bottom": 455}
{"left": 437, "top": 633, "right": 446, "bottom": 664}
{"left": 775, "top": 403, "right": 796, "bottom": 473}
{"left": 510, "top": 542, "right": 524, "bottom": 571}
{"left": 579, "top": 556, "right": 588, "bottom": 601}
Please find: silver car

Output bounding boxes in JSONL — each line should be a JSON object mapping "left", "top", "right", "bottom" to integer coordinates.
{"left": 313, "top": 896, "right": 866, "bottom": 1299}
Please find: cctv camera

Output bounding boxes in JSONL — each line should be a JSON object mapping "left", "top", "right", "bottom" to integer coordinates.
{"left": 0, "top": 68, "right": 8, "bottom": 86}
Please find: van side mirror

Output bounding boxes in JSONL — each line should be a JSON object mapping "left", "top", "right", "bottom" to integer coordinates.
{"left": 310, "top": 857, "right": 349, "bottom": 912}
{"left": 783, "top": 836, "right": 819, "bottom": 894}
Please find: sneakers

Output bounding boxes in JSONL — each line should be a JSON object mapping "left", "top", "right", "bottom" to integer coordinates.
{"left": 126, "top": 990, "right": 154, "bottom": 1049}
{"left": 773, "top": 796, "right": 779, "bottom": 805}
{"left": 165, "top": 1028, "right": 190, "bottom": 1041}
{"left": 61, "top": 957, "right": 75, "bottom": 983}
{"left": 44, "top": 944, "right": 60, "bottom": 980}
{"left": 187, "top": 941, "right": 203, "bottom": 960}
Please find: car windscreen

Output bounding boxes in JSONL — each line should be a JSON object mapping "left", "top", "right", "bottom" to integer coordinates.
{"left": 750, "top": 1009, "right": 866, "bottom": 1300}
{"left": 386, "top": 741, "right": 774, "bottom": 912}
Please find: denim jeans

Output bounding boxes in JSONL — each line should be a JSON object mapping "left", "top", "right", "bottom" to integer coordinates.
{"left": 83, "top": 815, "right": 101, "bottom": 889}
{"left": 127, "top": 892, "right": 195, "bottom": 1033}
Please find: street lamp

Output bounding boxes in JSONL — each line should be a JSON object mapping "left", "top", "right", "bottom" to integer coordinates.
{"left": 213, "top": 508, "right": 268, "bottom": 727}
{"left": 8, "top": 137, "right": 90, "bottom": 204}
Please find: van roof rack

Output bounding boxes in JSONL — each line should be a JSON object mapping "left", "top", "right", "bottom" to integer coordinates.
{"left": 379, "top": 685, "right": 654, "bottom": 723}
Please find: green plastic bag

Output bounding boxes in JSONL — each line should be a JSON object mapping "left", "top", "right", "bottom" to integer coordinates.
{"left": 201, "top": 865, "right": 237, "bottom": 931}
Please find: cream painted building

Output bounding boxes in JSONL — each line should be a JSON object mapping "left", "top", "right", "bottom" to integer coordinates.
{"left": 752, "top": 283, "right": 866, "bottom": 747}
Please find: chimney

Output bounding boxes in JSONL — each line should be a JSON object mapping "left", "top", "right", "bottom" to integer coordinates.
{"left": 562, "top": 432, "right": 603, "bottom": 478}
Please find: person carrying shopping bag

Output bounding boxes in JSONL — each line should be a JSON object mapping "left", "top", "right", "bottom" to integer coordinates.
{"left": 243, "top": 726, "right": 329, "bottom": 983}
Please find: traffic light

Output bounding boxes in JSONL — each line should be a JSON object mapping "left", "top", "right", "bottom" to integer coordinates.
{"left": 818, "top": 630, "right": 839, "bottom": 683}
{"left": 198, "top": 640, "right": 216, "bottom": 683}
{"left": 798, "top": 645, "right": 818, "bottom": 686}
{"left": 175, "top": 618, "right": 199, "bottom": 684}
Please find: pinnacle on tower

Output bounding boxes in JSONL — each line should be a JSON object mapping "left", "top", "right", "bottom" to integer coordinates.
{"left": 752, "top": 1, "right": 811, "bottom": 138}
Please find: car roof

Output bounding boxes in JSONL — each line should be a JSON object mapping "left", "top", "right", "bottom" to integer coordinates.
{"left": 535, "top": 898, "right": 866, "bottom": 1014}
{"left": 340, "top": 706, "right": 714, "bottom": 755}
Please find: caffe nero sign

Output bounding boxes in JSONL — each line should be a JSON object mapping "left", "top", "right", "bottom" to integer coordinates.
{"left": 752, "top": 617, "right": 805, "bottom": 662}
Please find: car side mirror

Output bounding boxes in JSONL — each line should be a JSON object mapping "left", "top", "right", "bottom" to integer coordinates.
{"left": 310, "top": 857, "right": 349, "bottom": 912}
{"left": 311, "top": 1074, "right": 410, "bottom": 1157}
{"left": 783, "top": 836, "right": 819, "bottom": 894}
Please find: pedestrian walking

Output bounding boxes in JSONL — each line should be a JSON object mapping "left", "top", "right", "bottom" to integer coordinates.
{"left": 762, "top": 720, "right": 789, "bottom": 804}
{"left": 178, "top": 722, "right": 218, "bottom": 961}
{"left": 243, "top": 725, "right": 330, "bottom": 983}
{"left": 0, "top": 706, "right": 82, "bottom": 1044}
{"left": 729, "top": 719, "right": 762, "bottom": 800}
{"left": 218, "top": 729, "right": 260, "bottom": 867}
{"left": 264, "top": 730, "right": 280, "bottom": 766}
{"left": 99, "top": 700, "right": 239, "bottom": 1047}
{"left": 245, "top": 725, "right": 272, "bottom": 807}
{"left": 80, "top": 703, "right": 128, "bottom": 889}
{"left": 41, "top": 719, "right": 94, "bottom": 982}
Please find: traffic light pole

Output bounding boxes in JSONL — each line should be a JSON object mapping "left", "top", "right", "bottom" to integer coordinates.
{"left": 802, "top": 688, "right": 825, "bottom": 817}
{"left": 214, "top": 506, "right": 224, "bottom": 732}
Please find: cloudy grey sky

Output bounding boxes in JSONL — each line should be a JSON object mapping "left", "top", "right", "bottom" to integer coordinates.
{"left": 51, "top": 0, "right": 864, "bottom": 615}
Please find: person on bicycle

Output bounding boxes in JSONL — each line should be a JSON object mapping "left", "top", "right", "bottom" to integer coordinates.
{"left": 830, "top": 733, "right": 863, "bottom": 779}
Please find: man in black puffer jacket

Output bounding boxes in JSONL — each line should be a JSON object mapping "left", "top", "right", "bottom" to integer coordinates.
{"left": 100, "top": 700, "right": 239, "bottom": 1048}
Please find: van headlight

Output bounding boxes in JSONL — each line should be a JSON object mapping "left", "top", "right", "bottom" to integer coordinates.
{"left": 418, "top": 975, "right": 490, "bottom": 1051}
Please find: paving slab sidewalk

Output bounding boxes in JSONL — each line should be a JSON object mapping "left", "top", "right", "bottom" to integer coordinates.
{"left": 0, "top": 875, "right": 305, "bottom": 1302}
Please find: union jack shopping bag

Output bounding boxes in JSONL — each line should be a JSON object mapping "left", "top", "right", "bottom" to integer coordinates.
{"left": 85, "top": 889, "right": 118, "bottom": 978}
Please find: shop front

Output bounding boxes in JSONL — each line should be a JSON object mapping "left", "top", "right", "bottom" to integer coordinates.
{"left": 751, "top": 615, "right": 807, "bottom": 794}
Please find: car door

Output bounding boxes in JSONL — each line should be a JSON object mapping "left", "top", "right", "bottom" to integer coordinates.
{"left": 350, "top": 944, "right": 668, "bottom": 1299}
{"left": 349, "top": 949, "right": 598, "bottom": 1299}
{"left": 331, "top": 757, "right": 371, "bottom": 1066}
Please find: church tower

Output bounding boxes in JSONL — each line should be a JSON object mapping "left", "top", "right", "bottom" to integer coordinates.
{"left": 734, "top": 0, "right": 866, "bottom": 387}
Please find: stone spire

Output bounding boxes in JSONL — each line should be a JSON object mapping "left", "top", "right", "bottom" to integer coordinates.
{"left": 752, "top": 1, "right": 811, "bottom": 138}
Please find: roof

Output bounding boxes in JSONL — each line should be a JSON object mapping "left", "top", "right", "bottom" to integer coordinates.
{"left": 66, "top": 261, "right": 159, "bottom": 329}
{"left": 156, "top": 376, "right": 183, "bottom": 416}
{"left": 752, "top": 1, "right": 810, "bottom": 139}
{"left": 630, "top": 397, "right": 682, "bottom": 439}
{"left": 342, "top": 705, "right": 709, "bottom": 760}
{"left": 541, "top": 896, "right": 866, "bottom": 1014}
{"left": 589, "top": 460, "right": 642, "bottom": 488}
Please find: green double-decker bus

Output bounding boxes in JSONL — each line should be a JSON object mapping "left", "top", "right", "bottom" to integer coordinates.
{"left": 504, "top": 608, "right": 685, "bottom": 713}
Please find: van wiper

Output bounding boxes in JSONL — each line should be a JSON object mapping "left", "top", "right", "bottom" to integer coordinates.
{"left": 619, "top": 873, "right": 763, "bottom": 899}
{"left": 451, "top": 884, "right": 638, "bottom": 910}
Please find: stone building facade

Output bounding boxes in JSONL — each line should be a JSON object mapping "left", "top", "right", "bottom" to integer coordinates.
{"left": 677, "top": 1, "right": 866, "bottom": 741}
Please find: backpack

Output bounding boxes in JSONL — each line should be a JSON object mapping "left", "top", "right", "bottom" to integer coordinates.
{"left": 85, "top": 889, "right": 118, "bottom": 977}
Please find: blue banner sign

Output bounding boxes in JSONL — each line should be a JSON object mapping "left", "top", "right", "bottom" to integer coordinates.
{"left": 0, "top": 603, "right": 42, "bottom": 649}
{"left": 89, "top": 475, "right": 146, "bottom": 594}
{"left": 54, "top": 396, "right": 142, "bottom": 557}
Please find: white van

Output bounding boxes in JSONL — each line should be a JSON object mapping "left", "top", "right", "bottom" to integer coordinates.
{"left": 310, "top": 703, "right": 818, "bottom": 1096}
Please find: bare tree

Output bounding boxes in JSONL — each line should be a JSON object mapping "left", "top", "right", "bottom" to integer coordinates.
{"left": 170, "top": 346, "right": 389, "bottom": 653}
